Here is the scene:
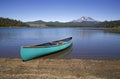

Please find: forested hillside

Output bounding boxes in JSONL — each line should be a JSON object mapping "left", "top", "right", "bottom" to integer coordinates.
{"left": 0, "top": 17, "right": 28, "bottom": 27}
{"left": 96, "top": 20, "right": 120, "bottom": 27}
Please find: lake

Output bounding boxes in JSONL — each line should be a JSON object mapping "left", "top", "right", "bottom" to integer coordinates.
{"left": 0, "top": 27, "right": 120, "bottom": 59}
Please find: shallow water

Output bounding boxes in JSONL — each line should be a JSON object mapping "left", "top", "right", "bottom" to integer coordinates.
{"left": 0, "top": 27, "right": 120, "bottom": 59}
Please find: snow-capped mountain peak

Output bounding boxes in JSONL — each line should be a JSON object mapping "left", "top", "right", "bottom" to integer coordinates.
{"left": 72, "top": 16, "right": 97, "bottom": 23}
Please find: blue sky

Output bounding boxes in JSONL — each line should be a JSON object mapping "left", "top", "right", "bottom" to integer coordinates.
{"left": 0, "top": 0, "right": 120, "bottom": 22}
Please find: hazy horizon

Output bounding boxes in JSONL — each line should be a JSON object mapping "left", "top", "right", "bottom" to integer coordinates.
{"left": 0, "top": 0, "right": 120, "bottom": 22}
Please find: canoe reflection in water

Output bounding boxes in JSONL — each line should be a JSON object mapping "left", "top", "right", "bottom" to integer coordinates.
{"left": 40, "top": 45, "right": 72, "bottom": 59}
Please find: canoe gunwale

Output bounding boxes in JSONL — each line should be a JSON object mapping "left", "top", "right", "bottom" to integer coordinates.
{"left": 22, "top": 42, "right": 70, "bottom": 48}
{"left": 21, "top": 37, "right": 72, "bottom": 48}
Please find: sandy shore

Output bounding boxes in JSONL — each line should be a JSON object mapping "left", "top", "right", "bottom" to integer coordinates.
{"left": 0, "top": 58, "right": 120, "bottom": 79}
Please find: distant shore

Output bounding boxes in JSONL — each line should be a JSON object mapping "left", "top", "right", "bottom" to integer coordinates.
{"left": 0, "top": 58, "right": 120, "bottom": 79}
{"left": 105, "top": 27, "right": 120, "bottom": 33}
{"left": 1, "top": 26, "right": 120, "bottom": 33}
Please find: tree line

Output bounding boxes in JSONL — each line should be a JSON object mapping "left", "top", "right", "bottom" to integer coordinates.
{"left": 96, "top": 20, "right": 120, "bottom": 28}
{"left": 0, "top": 17, "right": 28, "bottom": 27}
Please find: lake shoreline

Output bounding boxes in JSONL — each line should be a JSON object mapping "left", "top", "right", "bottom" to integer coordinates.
{"left": 0, "top": 58, "right": 120, "bottom": 79}
{"left": 104, "top": 27, "right": 120, "bottom": 33}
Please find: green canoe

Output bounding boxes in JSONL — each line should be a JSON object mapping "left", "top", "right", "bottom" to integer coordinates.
{"left": 20, "top": 37, "right": 73, "bottom": 61}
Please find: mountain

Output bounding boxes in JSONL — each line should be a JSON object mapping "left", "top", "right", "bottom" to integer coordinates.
{"left": 71, "top": 16, "right": 100, "bottom": 26}
{"left": 32, "top": 20, "right": 45, "bottom": 23}
{"left": 26, "top": 16, "right": 100, "bottom": 27}
{"left": 72, "top": 16, "right": 98, "bottom": 23}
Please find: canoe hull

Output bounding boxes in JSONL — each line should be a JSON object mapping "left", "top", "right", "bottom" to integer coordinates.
{"left": 20, "top": 40, "right": 72, "bottom": 61}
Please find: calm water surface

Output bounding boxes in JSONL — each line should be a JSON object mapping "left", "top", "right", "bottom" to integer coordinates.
{"left": 0, "top": 27, "right": 120, "bottom": 59}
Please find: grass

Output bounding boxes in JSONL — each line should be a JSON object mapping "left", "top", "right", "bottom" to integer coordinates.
{"left": 0, "top": 58, "right": 120, "bottom": 79}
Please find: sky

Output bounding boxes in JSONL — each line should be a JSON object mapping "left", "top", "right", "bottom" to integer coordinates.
{"left": 0, "top": 0, "right": 120, "bottom": 22}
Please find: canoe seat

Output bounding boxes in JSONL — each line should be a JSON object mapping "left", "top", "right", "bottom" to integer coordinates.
{"left": 56, "top": 41, "right": 67, "bottom": 45}
{"left": 50, "top": 41, "right": 67, "bottom": 46}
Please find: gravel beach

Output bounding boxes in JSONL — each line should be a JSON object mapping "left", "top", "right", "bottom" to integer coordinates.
{"left": 0, "top": 58, "right": 120, "bottom": 79}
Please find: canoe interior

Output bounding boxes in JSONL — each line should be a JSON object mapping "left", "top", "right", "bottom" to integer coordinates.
{"left": 23, "top": 37, "right": 72, "bottom": 48}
